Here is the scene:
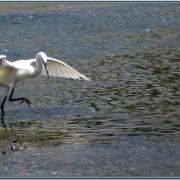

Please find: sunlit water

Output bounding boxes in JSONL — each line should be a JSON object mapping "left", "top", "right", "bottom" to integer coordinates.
{"left": 0, "top": 3, "right": 179, "bottom": 176}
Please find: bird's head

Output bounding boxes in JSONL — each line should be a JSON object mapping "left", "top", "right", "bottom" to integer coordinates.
{"left": 36, "top": 52, "right": 49, "bottom": 78}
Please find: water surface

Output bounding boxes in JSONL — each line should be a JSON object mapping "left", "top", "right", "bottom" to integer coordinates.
{"left": 0, "top": 3, "right": 180, "bottom": 176}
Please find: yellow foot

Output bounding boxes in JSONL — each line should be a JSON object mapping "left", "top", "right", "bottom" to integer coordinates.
{"left": 20, "top": 97, "right": 33, "bottom": 107}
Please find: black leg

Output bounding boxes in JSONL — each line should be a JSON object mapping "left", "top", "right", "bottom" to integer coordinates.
{"left": 9, "top": 88, "right": 32, "bottom": 107}
{"left": 1, "top": 96, "right": 7, "bottom": 116}
{"left": 1, "top": 114, "right": 7, "bottom": 130}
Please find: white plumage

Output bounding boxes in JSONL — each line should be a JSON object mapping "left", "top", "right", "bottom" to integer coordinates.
{"left": 30, "top": 56, "right": 91, "bottom": 81}
{"left": 0, "top": 52, "right": 91, "bottom": 115}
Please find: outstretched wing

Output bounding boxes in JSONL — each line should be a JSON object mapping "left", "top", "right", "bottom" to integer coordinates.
{"left": 0, "top": 55, "right": 8, "bottom": 67}
{"left": 41, "top": 57, "right": 91, "bottom": 81}
{"left": 0, "top": 57, "right": 17, "bottom": 86}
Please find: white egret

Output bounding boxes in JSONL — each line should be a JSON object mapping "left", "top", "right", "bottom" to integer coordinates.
{"left": 0, "top": 52, "right": 91, "bottom": 115}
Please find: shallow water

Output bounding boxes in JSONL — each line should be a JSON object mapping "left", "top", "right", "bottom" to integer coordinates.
{"left": 0, "top": 3, "right": 180, "bottom": 176}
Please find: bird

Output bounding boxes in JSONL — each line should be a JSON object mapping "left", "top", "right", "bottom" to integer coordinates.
{"left": 0, "top": 52, "right": 91, "bottom": 115}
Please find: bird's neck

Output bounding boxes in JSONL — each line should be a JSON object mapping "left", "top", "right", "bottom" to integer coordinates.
{"left": 32, "top": 58, "right": 44, "bottom": 77}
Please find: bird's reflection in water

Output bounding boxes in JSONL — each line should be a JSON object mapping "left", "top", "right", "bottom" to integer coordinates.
{"left": 0, "top": 114, "right": 25, "bottom": 153}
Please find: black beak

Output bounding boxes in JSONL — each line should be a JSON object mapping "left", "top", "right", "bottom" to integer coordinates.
{"left": 42, "top": 61, "right": 49, "bottom": 79}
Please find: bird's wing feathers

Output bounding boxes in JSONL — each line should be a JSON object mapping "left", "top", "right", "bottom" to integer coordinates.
{"left": 0, "top": 57, "right": 17, "bottom": 72}
{"left": 0, "top": 57, "right": 9, "bottom": 67}
{"left": 41, "top": 57, "right": 91, "bottom": 81}
{"left": 0, "top": 59, "right": 17, "bottom": 84}
{"left": 0, "top": 65, "right": 17, "bottom": 75}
